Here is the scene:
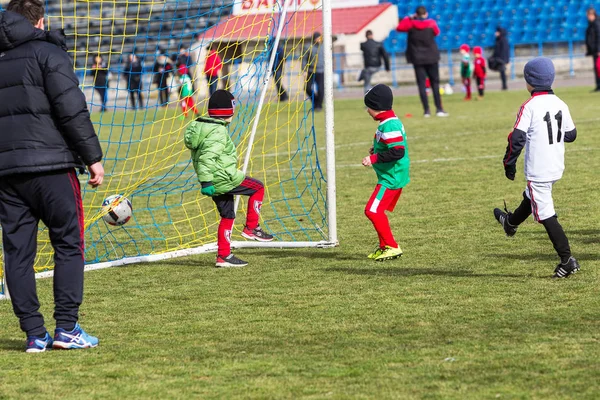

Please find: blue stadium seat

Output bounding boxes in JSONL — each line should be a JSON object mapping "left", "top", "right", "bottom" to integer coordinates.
{"left": 385, "top": 0, "right": 600, "bottom": 50}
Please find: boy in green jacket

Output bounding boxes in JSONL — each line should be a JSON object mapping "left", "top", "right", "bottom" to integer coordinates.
{"left": 184, "top": 90, "right": 274, "bottom": 267}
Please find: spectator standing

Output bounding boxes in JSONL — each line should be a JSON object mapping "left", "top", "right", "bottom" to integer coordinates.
{"left": 204, "top": 47, "right": 222, "bottom": 96}
{"left": 0, "top": 0, "right": 104, "bottom": 352}
{"left": 360, "top": 30, "right": 390, "bottom": 93}
{"left": 491, "top": 27, "right": 510, "bottom": 90}
{"left": 586, "top": 8, "right": 600, "bottom": 92}
{"left": 123, "top": 54, "right": 144, "bottom": 109}
{"left": 92, "top": 54, "right": 109, "bottom": 112}
{"left": 302, "top": 32, "right": 324, "bottom": 111}
{"left": 397, "top": 6, "right": 448, "bottom": 117}
{"left": 176, "top": 46, "right": 191, "bottom": 69}
{"left": 270, "top": 40, "right": 288, "bottom": 102}
{"left": 153, "top": 52, "right": 174, "bottom": 107}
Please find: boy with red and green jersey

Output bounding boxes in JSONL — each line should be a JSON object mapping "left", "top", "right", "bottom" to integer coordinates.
{"left": 178, "top": 66, "right": 197, "bottom": 117}
{"left": 361, "top": 84, "right": 409, "bottom": 261}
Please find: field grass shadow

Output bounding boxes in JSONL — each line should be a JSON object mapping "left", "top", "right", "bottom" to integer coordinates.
{"left": 324, "top": 267, "right": 531, "bottom": 279}
{"left": 0, "top": 338, "right": 24, "bottom": 352}
{"left": 486, "top": 252, "right": 600, "bottom": 262}
{"left": 157, "top": 249, "right": 361, "bottom": 267}
{"left": 252, "top": 250, "right": 359, "bottom": 261}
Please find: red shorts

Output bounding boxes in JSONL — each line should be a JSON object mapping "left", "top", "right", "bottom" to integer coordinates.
{"left": 181, "top": 96, "right": 195, "bottom": 108}
{"left": 365, "top": 184, "right": 402, "bottom": 214}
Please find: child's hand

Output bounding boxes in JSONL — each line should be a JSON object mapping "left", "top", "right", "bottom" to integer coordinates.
{"left": 201, "top": 183, "right": 216, "bottom": 196}
{"left": 362, "top": 156, "right": 373, "bottom": 167}
{"left": 369, "top": 146, "right": 374, "bottom": 155}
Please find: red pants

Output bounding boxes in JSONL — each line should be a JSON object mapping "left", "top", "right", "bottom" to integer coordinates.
{"left": 364, "top": 184, "right": 402, "bottom": 249}
{"left": 213, "top": 177, "right": 265, "bottom": 257}
{"left": 462, "top": 77, "right": 471, "bottom": 99}
{"left": 180, "top": 96, "right": 197, "bottom": 116}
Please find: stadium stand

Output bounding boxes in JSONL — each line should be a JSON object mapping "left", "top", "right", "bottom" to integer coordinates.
{"left": 42, "top": 0, "right": 231, "bottom": 69}
{"left": 384, "top": 0, "right": 600, "bottom": 54}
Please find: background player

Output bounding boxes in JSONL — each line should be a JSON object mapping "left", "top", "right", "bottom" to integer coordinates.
{"left": 459, "top": 44, "right": 472, "bottom": 100}
{"left": 493, "top": 57, "right": 579, "bottom": 278}
{"left": 473, "top": 46, "right": 487, "bottom": 99}
{"left": 178, "top": 66, "right": 197, "bottom": 117}
{"left": 362, "top": 84, "right": 410, "bottom": 262}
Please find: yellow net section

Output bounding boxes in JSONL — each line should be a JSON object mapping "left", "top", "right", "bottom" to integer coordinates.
{"left": 0, "top": 0, "right": 329, "bottom": 294}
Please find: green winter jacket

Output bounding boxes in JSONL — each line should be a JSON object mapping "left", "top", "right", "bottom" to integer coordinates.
{"left": 184, "top": 116, "right": 245, "bottom": 195}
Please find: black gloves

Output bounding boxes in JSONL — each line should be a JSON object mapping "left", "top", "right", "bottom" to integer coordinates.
{"left": 505, "top": 164, "right": 516, "bottom": 181}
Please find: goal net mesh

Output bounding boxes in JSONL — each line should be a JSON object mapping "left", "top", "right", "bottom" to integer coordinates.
{"left": 0, "top": 0, "right": 330, "bottom": 296}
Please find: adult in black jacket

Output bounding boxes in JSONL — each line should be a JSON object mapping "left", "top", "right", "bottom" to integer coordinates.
{"left": 124, "top": 54, "right": 144, "bottom": 108}
{"left": 397, "top": 6, "right": 448, "bottom": 117}
{"left": 492, "top": 27, "right": 510, "bottom": 90}
{"left": 585, "top": 8, "right": 600, "bottom": 91}
{"left": 153, "top": 52, "right": 174, "bottom": 107}
{"left": 360, "top": 30, "right": 390, "bottom": 93}
{"left": 0, "top": 1, "right": 104, "bottom": 352}
{"left": 270, "top": 39, "right": 288, "bottom": 102}
{"left": 92, "top": 54, "right": 109, "bottom": 112}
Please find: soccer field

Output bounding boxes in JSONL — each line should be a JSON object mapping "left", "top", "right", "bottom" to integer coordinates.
{"left": 1, "top": 86, "right": 600, "bottom": 399}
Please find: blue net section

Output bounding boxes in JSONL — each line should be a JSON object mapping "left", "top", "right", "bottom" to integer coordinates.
{"left": 0, "top": 0, "right": 330, "bottom": 296}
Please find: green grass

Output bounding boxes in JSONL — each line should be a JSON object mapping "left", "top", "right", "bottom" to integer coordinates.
{"left": 2, "top": 87, "right": 600, "bottom": 399}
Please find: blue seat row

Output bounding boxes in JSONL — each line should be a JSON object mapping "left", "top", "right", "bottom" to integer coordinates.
{"left": 383, "top": 0, "right": 600, "bottom": 52}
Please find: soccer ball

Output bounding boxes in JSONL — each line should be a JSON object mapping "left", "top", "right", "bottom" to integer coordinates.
{"left": 443, "top": 84, "right": 454, "bottom": 95}
{"left": 102, "top": 194, "right": 132, "bottom": 226}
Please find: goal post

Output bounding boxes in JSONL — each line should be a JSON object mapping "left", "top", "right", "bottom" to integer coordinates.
{"left": 0, "top": 0, "right": 337, "bottom": 299}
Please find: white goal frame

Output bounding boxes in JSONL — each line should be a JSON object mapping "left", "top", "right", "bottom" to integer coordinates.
{"left": 0, "top": 0, "right": 337, "bottom": 300}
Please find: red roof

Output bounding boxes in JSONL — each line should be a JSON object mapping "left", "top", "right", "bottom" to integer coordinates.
{"left": 203, "top": 4, "right": 392, "bottom": 42}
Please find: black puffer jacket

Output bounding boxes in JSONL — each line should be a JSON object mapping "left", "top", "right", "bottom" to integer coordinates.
{"left": 586, "top": 19, "right": 600, "bottom": 56}
{"left": 361, "top": 39, "right": 390, "bottom": 70}
{"left": 0, "top": 11, "right": 102, "bottom": 177}
{"left": 493, "top": 27, "right": 510, "bottom": 64}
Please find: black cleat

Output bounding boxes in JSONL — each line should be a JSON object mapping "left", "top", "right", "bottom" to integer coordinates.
{"left": 241, "top": 226, "right": 274, "bottom": 242}
{"left": 553, "top": 257, "right": 580, "bottom": 278}
{"left": 494, "top": 207, "right": 518, "bottom": 237}
{"left": 216, "top": 254, "right": 248, "bottom": 268}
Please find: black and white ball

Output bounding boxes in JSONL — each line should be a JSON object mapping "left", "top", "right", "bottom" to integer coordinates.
{"left": 102, "top": 194, "right": 132, "bottom": 226}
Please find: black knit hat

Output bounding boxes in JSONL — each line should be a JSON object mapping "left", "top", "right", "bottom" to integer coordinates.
{"left": 208, "top": 89, "right": 235, "bottom": 118}
{"left": 364, "top": 84, "right": 393, "bottom": 111}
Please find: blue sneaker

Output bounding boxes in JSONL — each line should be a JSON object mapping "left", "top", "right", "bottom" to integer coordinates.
{"left": 52, "top": 323, "right": 99, "bottom": 350}
{"left": 25, "top": 332, "right": 53, "bottom": 353}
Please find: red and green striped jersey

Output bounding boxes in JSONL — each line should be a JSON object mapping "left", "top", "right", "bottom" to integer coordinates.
{"left": 372, "top": 112, "right": 410, "bottom": 189}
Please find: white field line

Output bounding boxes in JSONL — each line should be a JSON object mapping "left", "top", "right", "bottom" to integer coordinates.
{"left": 262, "top": 115, "right": 600, "bottom": 160}
{"left": 334, "top": 147, "right": 597, "bottom": 169}
{"left": 261, "top": 129, "right": 482, "bottom": 159}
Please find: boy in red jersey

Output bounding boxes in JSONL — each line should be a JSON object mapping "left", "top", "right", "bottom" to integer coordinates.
{"left": 473, "top": 46, "right": 487, "bottom": 99}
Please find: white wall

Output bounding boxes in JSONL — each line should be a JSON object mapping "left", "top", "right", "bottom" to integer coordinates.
{"left": 333, "top": 4, "right": 399, "bottom": 69}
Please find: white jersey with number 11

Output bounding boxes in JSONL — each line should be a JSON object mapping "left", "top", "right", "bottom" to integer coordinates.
{"left": 514, "top": 92, "right": 575, "bottom": 182}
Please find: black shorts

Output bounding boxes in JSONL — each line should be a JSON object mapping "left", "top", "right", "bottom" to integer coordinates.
{"left": 212, "top": 177, "right": 263, "bottom": 219}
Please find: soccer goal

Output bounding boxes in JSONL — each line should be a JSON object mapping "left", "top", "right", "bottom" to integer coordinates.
{"left": 0, "top": 0, "right": 337, "bottom": 299}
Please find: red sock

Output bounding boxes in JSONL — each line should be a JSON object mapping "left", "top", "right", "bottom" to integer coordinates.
{"left": 218, "top": 218, "right": 234, "bottom": 257}
{"left": 246, "top": 188, "right": 264, "bottom": 230}
{"left": 365, "top": 211, "right": 398, "bottom": 248}
{"left": 377, "top": 231, "right": 385, "bottom": 249}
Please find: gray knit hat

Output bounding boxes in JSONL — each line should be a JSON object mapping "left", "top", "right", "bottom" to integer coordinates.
{"left": 524, "top": 57, "right": 555, "bottom": 89}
